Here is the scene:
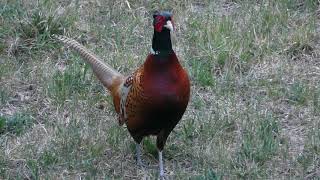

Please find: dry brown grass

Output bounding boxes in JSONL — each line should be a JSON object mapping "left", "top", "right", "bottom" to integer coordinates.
{"left": 0, "top": 0, "right": 319, "bottom": 179}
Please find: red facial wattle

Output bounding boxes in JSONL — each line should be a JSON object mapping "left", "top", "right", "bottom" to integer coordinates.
{"left": 154, "top": 15, "right": 166, "bottom": 32}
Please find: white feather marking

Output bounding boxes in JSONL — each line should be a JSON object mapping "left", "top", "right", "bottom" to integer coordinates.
{"left": 164, "top": 20, "right": 174, "bottom": 32}
{"left": 150, "top": 47, "right": 156, "bottom": 55}
{"left": 119, "top": 76, "right": 133, "bottom": 122}
{"left": 150, "top": 47, "right": 160, "bottom": 55}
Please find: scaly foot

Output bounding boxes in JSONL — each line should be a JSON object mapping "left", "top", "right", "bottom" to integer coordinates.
{"left": 136, "top": 143, "right": 147, "bottom": 168}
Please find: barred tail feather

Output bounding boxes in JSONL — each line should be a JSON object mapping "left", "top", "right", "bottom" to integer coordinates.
{"left": 53, "top": 35, "right": 123, "bottom": 90}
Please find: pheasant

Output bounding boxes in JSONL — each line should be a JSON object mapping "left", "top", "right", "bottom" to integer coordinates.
{"left": 53, "top": 11, "right": 190, "bottom": 178}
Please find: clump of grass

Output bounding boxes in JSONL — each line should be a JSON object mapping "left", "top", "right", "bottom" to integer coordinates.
{"left": 38, "top": 150, "right": 59, "bottom": 169}
{"left": 0, "top": 89, "right": 9, "bottom": 105}
{"left": 0, "top": 151, "right": 8, "bottom": 178}
{"left": 182, "top": 118, "right": 196, "bottom": 142}
{"left": 0, "top": 113, "right": 34, "bottom": 135}
{"left": 19, "top": 10, "right": 63, "bottom": 39}
{"left": 1, "top": 0, "right": 77, "bottom": 56}
{"left": 0, "top": 41, "right": 6, "bottom": 54}
{"left": 26, "top": 159, "right": 40, "bottom": 179}
{"left": 312, "top": 88, "right": 320, "bottom": 115}
{"left": 0, "top": 58, "right": 15, "bottom": 80}
{"left": 287, "top": 81, "right": 310, "bottom": 105}
{"left": 106, "top": 124, "right": 127, "bottom": 150}
{"left": 297, "top": 122, "right": 320, "bottom": 178}
{"left": 192, "top": 95, "right": 205, "bottom": 110}
{"left": 285, "top": 42, "right": 314, "bottom": 59}
{"left": 193, "top": 168, "right": 222, "bottom": 180}
{"left": 0, "top": 116, "right": 5, "bottom": 134}
{"left": 189, "top": 58, "right": 215, "bottom": 86}
{"left": 283, "top": 0, "right": 319, "bottom": 12}
{"left": 243, "top": 116, "right": 279, "bottom": 162}
{"left": 232, "top": 113, "right": 279, "bottom": 178}
{"left": 184, "top": 0, "right": 317, "bottom": 88}
{"left": 47, "top": 56, "right": 93, "bottom": 105}
{"left": 142, "top": 137, "right": 158, "bottom": 157}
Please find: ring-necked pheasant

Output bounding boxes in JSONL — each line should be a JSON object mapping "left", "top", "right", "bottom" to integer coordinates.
{"left": 53, "top": 11, "right": 190, "bottom": 178}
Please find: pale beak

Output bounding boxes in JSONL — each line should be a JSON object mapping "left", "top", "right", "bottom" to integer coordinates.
{"left": 164, "top": 20, "right": 174, "bottom": 32}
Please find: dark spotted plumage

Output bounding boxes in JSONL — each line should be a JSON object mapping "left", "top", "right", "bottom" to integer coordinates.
{"left": 124, "top": 75, "right": 134, "bottom": 87}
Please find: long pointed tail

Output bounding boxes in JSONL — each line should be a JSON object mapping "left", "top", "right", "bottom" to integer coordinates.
{"left": 53, "top": 35, "right": 124, "bottom": 91}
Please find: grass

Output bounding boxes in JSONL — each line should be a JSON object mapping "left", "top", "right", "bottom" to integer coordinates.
{"left": 0, "top": 113, "right": 34, "bottom": 135}
{"left": 0, "top": 0, "right": 319, "bottom": 179}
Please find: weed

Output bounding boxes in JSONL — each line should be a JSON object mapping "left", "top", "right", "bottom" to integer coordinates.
{"left": 0, "top": 88, "right": 10, "bottom": 105}
{"left": 106, "top": 124, "right": 127, "bottom": 150}
{"left": 233, "top": 112, "right": 279, "bottom": 178}
{"left": 193, "top": 168, "right": 222, "bottom": 180}
{"left": 1, "top": 0, "right": 77, "bottom": 55}
{"left": 0, "top": 42, "right": 5, "bottom": 54}
{"left": 39, "top": 150, "right": 58, "bottom": 168}
{"left": 297, "top": 122, "right": 320, "bottom": 178}
{"left": 192, "top": 95, "right": 204, "bottom": 110}
{"left": 0, "top": 59, "right": 15, "bottom": 80}
{"left": 287, "top": 81, "right": 310, "bottom": 105}
{"left": 182, "top": 118, "right": 196, "bottom": 142}
{"left": 217, "top": 71, "right": 236, "bottom": 95}
{"left": 27, "top": 159, "right": 40, "bottom": 180}
{"left": 312, "top": 88, "right": 320, "bottom": 115}
{"left": 0, "top": 116, "right": 5, "bottom": 134}
{"left": 48, "top": 56, "right": 93, "bottom": 104}
{"left": 190, "top": 58, "right": 215, "bottom": 86}
{"left": 0, "top": 113, "right": 34, "bottom": 135}
{"left": 142, "top": 137, "right": 158, "bottom": 158}
{"left": 0, "top": 152, "right": 8, "bottom": 178}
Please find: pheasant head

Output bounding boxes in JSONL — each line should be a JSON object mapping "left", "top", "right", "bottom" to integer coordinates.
{"left": 152, "top": 11, "right": 174, "bottom": 56}
{"left": 153, "top": 11, "right": 174, "bottom": 32}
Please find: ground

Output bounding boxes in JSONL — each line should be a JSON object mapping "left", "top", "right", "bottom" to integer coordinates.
{"left": 0, "top": 0, "right": 319, "bottom": 179}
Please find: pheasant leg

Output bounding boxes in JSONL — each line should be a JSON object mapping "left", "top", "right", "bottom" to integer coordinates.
{"left": 136, "top": 143, "right": 146, "bottom": 167}
{"left": 159, "top": 150, "right": 164, "bottom": 179}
